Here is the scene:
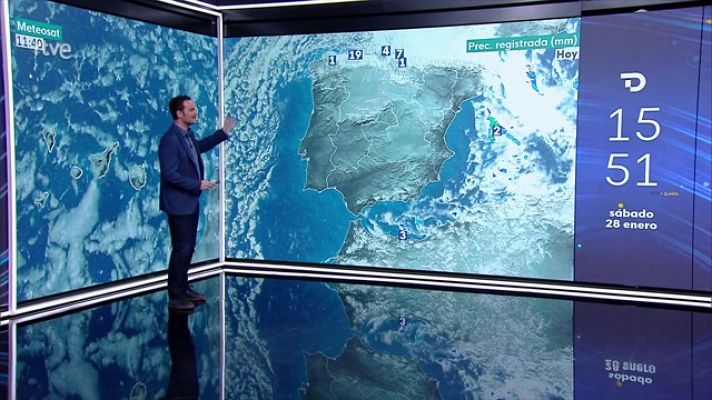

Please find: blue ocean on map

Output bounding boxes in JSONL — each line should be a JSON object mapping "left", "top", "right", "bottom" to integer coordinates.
{"left": 254, "top": 79, "right": 356, "bottom": 263}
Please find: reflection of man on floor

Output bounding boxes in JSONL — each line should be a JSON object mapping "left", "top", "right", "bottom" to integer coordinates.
{"left": 166, "top": 308, "right": 198, "bottom": 399}
{"left": 159, "top": 95, "right": 234, "bottom": 310}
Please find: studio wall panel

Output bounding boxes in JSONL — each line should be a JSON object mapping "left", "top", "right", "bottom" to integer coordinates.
{"left": 9, "top": 0, "right": 220, "bottom": 302}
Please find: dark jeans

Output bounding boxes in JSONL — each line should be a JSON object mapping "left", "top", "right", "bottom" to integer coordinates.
{"left": 166, "top": 209, "right": 199, "bottom": 299}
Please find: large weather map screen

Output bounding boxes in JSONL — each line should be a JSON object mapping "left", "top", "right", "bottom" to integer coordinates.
{"left": 224, "top": 7, "right": 711, "bottom": 289}
{"left": 10, "top": 0, "right": 220, "bottom": 301}
{"left": 225, "top": 18, "right": 580, "bottom": 280}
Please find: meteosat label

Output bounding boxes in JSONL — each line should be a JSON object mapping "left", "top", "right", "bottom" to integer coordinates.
{"left": 12, "top": 18, "right": 72, "bottom": 60}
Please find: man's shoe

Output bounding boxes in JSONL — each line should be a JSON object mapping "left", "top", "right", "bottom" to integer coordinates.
{"left": 168, "top": 297, "right": 195, "bottom": 311}
{"left": 185, "top": 289, "right": 206, "bottom": 304}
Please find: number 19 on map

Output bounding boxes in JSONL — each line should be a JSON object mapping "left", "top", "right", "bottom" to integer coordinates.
{"left": 348, "top": 49, "right": 363, "bottom": 60}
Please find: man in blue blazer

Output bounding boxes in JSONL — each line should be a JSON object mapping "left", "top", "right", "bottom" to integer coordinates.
{"left": 159, "top": 95, "right": 234, "bottom": 310}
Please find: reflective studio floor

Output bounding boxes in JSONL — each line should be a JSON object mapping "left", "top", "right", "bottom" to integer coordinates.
{"left": 3, "top": 275, "right": 712, "bottom": 399}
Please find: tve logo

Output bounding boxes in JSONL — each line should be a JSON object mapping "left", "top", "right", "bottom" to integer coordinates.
{"left": 12, "top": 18, "right": 72, "bottom": 60}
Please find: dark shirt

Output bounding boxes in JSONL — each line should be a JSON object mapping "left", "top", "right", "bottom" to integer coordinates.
{"left": 175, "top": 124, "right": 200, "bottom": 177}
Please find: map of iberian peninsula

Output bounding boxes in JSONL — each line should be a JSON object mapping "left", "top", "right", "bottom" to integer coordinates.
{"left": 300, "top": 62, "right": 483, "bottom": 213}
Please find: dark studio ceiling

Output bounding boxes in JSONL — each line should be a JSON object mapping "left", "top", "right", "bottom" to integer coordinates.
{"left": 54, "top": 0, "right": 707, "bottom": 36}
{"left": 188, "top": 0, "right": 709, "bottom": 36}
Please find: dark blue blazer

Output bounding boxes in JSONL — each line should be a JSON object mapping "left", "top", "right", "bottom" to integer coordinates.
{"left": 158, "top": 123, "right": 228, "bottom": 215}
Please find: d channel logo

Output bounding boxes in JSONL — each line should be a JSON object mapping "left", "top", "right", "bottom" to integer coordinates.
{"left": 620, "top": 72, "right": 647, "bottom": 93}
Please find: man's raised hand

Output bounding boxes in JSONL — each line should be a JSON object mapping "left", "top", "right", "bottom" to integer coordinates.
{"left": 222, "top": 115, "right": 236, "bottom": 134}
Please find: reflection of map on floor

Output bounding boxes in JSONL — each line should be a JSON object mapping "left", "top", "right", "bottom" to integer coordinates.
{"left": 304, "top": 338, "right": 442, "bottom": 399}
{"left": 225, "top": 277, "right": 573, "bottom": 399}
{"left": 11, "top": 0, "right": 220, "bottom": 301}
{"left": 16, "top": 279, "right": 221, "bottom": 399}
{"left": 225, "top": 17, "right": 579, "bottom": 281}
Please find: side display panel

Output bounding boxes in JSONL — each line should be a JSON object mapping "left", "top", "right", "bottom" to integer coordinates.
{"left": 574, "top": 7, "right": 709, "bottom": 289}
{"left": 225, "top": 18, "right": 580, "bottom": 280}
{"left": 225, "top": 277, "right": 573, "bottom": 399}
{"left": 693, "top": 6, "right": 712, "bottom": 291}
{"left": 10, "top": 0, "right": 220, "bottom": 301}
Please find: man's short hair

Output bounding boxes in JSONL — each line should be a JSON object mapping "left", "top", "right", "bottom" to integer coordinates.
{"left": 169, "top": 95, "right": 192, "bottom": 120}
